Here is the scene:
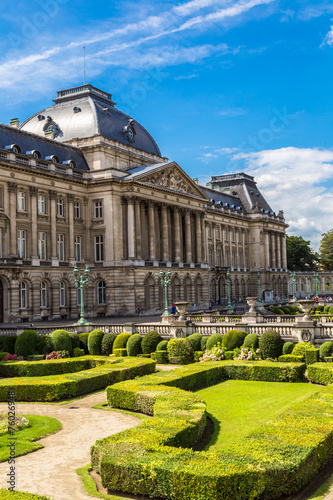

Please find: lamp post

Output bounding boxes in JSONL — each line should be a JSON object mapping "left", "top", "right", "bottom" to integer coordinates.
{"left": 160, "top": 269, "right": 172, "bottom": 318}
{"left": 257, "top": 271, "right": 263, "bottom": 306}
{"left": 226, "top": 270, "right": 233, "bottom": 310}
{"left": 313, "top": 272, "right": 319, "bottom": 299}
{"left": 290, "top": 272, "right": 297, "bottom": 302}
{"left": 73, "top": 265, "right": 90, "bottom": 325}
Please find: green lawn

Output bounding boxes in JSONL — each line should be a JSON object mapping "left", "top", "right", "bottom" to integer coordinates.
{"left": 197, "top": 380, "right": 325, "bottom": 451}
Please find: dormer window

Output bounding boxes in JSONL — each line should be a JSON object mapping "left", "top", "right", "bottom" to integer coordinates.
{"left": 45, "top": 155, "right": 59, "bottom": 164}
{"left": 5, "top": 144, "right": 21, "bottom": 153}
{"left": 26, "top": 150, "right": 41, "bottom": 159}
{"left": 63, "top": 159, "right": 76, "bottom": 169}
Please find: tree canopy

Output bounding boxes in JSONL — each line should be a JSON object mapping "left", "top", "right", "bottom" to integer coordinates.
{"left": 286, "top": 235, "right": 319, "bottom": 271}
{"left": 319, "top": 230, "right": 333, "bottom": 270}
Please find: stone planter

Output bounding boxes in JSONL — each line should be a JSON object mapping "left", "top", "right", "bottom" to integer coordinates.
{"left": 246, "top": 297, "right": 258, "bottom": 314}
{"left": 174, "top": 301, "right": 189, "bottom": 321}
{"left": 297, "top": 300, "right": 316, "bottom": 322}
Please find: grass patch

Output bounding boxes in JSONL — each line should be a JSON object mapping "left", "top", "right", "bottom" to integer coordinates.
{"left": 197, "top": 379, "right": 325, "bottom": 451}
{"left": 92, "top": 402, "right": 149, "bottom": 421}
{"left": 309, "top": 470, "right": 333, "bottom": 499}
{"left": 77, "top": 464, "right": 138, "bottom": 500}
{"left": 0, "top": 415, "right": 61, "bottom": 462}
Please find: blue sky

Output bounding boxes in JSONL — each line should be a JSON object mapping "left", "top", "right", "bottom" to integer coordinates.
{"left": 1, "top": 0, "right": 333, "bottom": 250}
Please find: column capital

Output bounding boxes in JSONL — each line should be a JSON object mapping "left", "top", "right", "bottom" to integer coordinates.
{"left": 8, "top": 182, "right": 17, "bottom": 193}
{"left": 49, "top": 190, "right": 57, "bottom": 200}
{"left": 121, "top": 196, "right": 128, "bottom": 206}
{"left": 161, "top": 203, "right": 168, "bottom": 212}
{"left": 66, "top": 193, "right": 75, "bottom": 203}
{"left": 148, "top": 199, "right": 156, "bottom": 208}
{"left": 29, "top": 186, "right": 38, "bottom": 196}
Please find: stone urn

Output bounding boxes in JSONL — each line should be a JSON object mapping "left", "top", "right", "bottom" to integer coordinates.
{"left": 297, "top": 299, "right": 316, "bottom": 322}
{"left": 174, "top": 301, "right": 189, "bottom": 321}
{"left": 246, "top": 297, "right": 258, "bottom": 314}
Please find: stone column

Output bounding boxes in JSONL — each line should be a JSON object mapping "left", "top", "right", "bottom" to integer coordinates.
{"left": 161, "top": 204, "right": 169, "bottom": 261}
{"left": 8, "top": 183, "right": 17, "bottom": 257}
{"left": 265, "top": 232, "right": 270, "bottom": 269}
{"left": 212, "top": 223, "right": 217, "bottom": 267}
{"left": 203, "top": 218, "right": 208, "bottom": 264}
{"left": 276, "top": 233, "right": 281, "bottom": 269}
{"left": 67, "top": 194, "right": 75, "bottom": 265}
{"left": 174, "top": 207, "right": 181, "bottom": 263}
{"left": 135, "top": 198, "right": 142, "bottom": 260}
{"left": 49, "top": 190, "right": 58, "bottom": 265}
{"left": 185, "top": 209, "right": 192, "bottom": 263}
{"left": 271, "top": 232, "right": 276, "bottom": 269}
{"left": 242, "top": 230, "right": 246, "bottom": 268}
{"left": 282, "top": 234, "right": 287, "bottom": 270}
{"left": 83, "top": 197, "right": 89, "bottom": 263}
{"left": 127, "top": 196, "right": 135, "bottom": 260}
{"left": 196, "top": 212, "right": 202, "bottom": 263}
{"left": 148, "top": 200, "right": 156, "bottom": 261}
{"left": 29, "top": 186, "right": 38, "bottom": 262}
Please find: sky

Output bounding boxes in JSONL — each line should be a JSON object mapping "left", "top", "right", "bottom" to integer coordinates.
{"left": 0, "top": 0, "right": 333, "bottom": 251}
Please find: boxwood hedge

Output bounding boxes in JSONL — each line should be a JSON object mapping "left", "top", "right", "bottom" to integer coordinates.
{"left": 0, "top": 490, "right": 51, "bottom": 499}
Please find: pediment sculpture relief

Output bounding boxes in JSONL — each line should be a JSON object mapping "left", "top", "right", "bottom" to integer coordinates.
{"left": 142, "top": 168, "right": 198, "bottom": 196}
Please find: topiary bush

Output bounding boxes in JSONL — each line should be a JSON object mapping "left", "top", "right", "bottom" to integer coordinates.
{"left": 155, "top": 350, "right": 168, "bottom": 364}
{"left": 14, "top": 330, "right": 38, "bottom": 358}
{"left": 243, "top": 333, "right": 259, "bottom": 350}
{"left": 78, "top": 332, "right": 89, "bottom": 354}
{"left": 292, "top": 341, "right": 313, "bottom": 359}
{"left": 167, "top": 339, "right": 193, "bottom": 364}
{"left": 3, "top": 336, "right": 17, "bottom": 355}
{"left": 283, "top": 341, "right": 294, "bottom": 355}
{"left": 221, "top": 330, "right": 247, "bottom": 351}
{"left": 320, "top": 341, "right": 333, "bottom": 360}
{"left": 206, "top": 334, "right": 223, "bottom": 351}
{"left": 259, "top": 330, "right": 284, "bottom": 360}
{"left": 127, "top": 334, "right": 142, "bottom": 357}
{"left": 156, "top": 340, "right": 168, "bottom": 351}
{"left": 50, "top": 330, "right": 72, "bottom": 355}
{"left": 324, "top": 305, "right": 330, "bottom": 314}
{"left": 36, "top": 335, "right": 54, "bottom": 356}
{"left": 141, "top": 330, "right": 162, "bottom": 355}
{"left": 87, "top": 329, "right": 105, "bottom": 355}
{"left": 305, "top": 348, "right": 319, "bottom": 366}
{"left": 101, "top": 334, "right": 118, "bottom": 356}
{"left": 69, "top": 332, "right": 80, "bottom": 350}
{"left": 113, "top": 333, "right": 132, "bottom": 353}
{"left": 329, "top": 306, "right": 333, "bottom": 314}
{"left": 114, "top": 348, "right": 127, "bottom": 357}
{"left": 186, "top": 333, "right": 202, "bottom": 352}
{"left": 316, "top": 305, "right": 324, "bottom": 312}
{"left": 72, "top": 347, "right": 85, "bottom": 357}
{"left": 201, "top": 337, "right": 207, "bottom": 351}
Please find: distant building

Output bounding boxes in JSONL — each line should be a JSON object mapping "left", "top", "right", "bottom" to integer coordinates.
{"left": 0, "top": 84, "right": 288, "bottom": 323}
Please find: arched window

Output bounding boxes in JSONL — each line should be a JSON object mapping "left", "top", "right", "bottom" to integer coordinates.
{"left": 59, "top": 281, "right": 66, "bottom": 307}
{"left": 40, "top": 281, "right": 47, "bottom": 308}
{"left": 97, "top": 280, "right": 106, "bottom": 305}
{"left": 19, "top": 282, "right": 27, "bottom": 309}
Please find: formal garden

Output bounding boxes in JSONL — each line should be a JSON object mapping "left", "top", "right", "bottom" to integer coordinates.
{"left": 1, "top": 327, "right": 333, "bottom": 499}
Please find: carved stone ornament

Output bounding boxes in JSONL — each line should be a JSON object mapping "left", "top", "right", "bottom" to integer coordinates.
{"left": 123, "top": 118, "right": 136, "bottom": 144}
{"left": 301, "top": 329, "right": 311, "bottom": 342}
{"left": 142, "top": 167, "right": 199, "bottom": 196}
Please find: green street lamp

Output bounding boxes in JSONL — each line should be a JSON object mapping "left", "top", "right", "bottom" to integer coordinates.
{"left": 290, "top": 272, "right": 297, "bottom": 302}
{"left": 313, "top": 272, "right": 319, "bottom": 299}
{"left": 226, "top": 270, "right": 233, "bottom": 310}
{"left": 257, "top": 271, "right": 263, "bottom": 306}
{"left": 160, "top": 269, "right": 172, "bottom": 317}
{"left": 73, "top": 265, "right": 90, "bottom": 325}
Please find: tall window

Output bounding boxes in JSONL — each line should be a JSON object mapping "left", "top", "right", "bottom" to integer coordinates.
{"left": 237, "top": 232, "right": 241, "bottom": 243}
{"left": 224, "top": 252, "right": 228, "bottom": 267}
{"left": 18, "top": 230, "right": 26, "bottom": 258}
{"left": 57, "top": 234, "right": 65, "bottom": 261}
{"left": 244, "top": 254, "right": 247, "bottom": 269}
{"left": 0, "top": 228, "right": 2, "bottom": 258}
{"left": 207, "top": 225, "right": 211, "bottom": 238}
{"left": 232, "top": 252, "right": 235, "bottom": 268}
{"left": 94, "top": 201, "right": 103, "bottom": 218}
{"left": 97, "top": 280, "right": 106, "bottom": 305}
{"left": 217, "top": 251, "right": 221, "bottom": 267}
{"left": 95, "top": 235, "right": 104, "bottom": 261}
{"left": 224, "top": 229, "right": 228, "bottom": 240}
{"left": 38, "top": 194, "right": 46, "bottom": 214}
{"left": 38, "top": 232, "right": 46, "bottom": 261}
{"left": 40, "top": 281, "right": 47, "bottom": 308}
{"left": 19, "top": 282, "right": 27, "bottom": 309}
{"left": 57, "top": 198, "right": 64, "bottom": 216}
{"left": 74, "top": 236, "right": 81, "bottom": 262}
{"left": 208, "top": 249, "right": 212, "bottom": 266}
{"left": 59, "top": 281, "right": 66, "bottom": 307}
{"left": 216, "top": 227, "right": 219, "bottom": 239}
{"left": 231, "top": 230, "right": 234, "bottom": 242}
{"left": 17, "top": 191, "right": 26, "bottom": 211}
{"left": 74, "top": 202, "right": 81, "bottom": 218}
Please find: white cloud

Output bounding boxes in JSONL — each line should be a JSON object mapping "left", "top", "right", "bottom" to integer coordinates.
{"left": 174, "top": 73, "right": 199, "bottom": 80}
{"left": 218, "top": 107, "right": 245, "bottom": 117}
{"left": 215, "top": 147, "right": 239, "bottom": 153}
{"left": 323, "top": 25, "right": 333, "bottom": 46}
{"left": 236, "top": 147, "right": 333, "bottom": 250}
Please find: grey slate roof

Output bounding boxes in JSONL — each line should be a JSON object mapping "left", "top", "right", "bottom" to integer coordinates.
{"left": 123, "top": 162, "right": 171, "bottom": 179}
{"left": 201, "top": 185, "right": 245, "bottom": 210}
{"left": 20, "top": 84, "right": 161, "bottom": 158}
{"left": 0, "top": 124, "right": 89, "bottom": 171}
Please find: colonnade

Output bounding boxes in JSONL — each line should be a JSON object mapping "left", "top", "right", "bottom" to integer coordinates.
{"left": 264, "top": 231, "right": 287, "bottom": 270}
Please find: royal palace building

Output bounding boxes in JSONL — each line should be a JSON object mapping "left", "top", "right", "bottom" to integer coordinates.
{"left": 0, "top": 84, "right": 288, "bottom": 323}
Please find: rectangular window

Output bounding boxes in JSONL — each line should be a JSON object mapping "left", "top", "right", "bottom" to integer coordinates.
{"left": 59, "top": 282, "right": 66, "bottom": 307}
{"left": 20, "top": 283, "right": 27, "bottom": 309}
{"left": 217, "top": 251, "right": 221, "bottom": 267}
{"left": 94, "top": 201, "right": 103, "bottom": 218}
{"left": 18, "top": 230, "right": 26, "bottom": 258}
{"left": 207, "top": 226, "right": 211, "bottom": 238}
{"left": 237, "top": 232, "right": 241, "bottom": 243}
{"left": 57, "top": 234, "right": 65, "bottom": 261}
{"left": 38, "top": 195, "right": 46, "bottom": 214}
{"left": 38, "top": 232, "right": 46, "bottom": 261}
{"left": 224, "top": 252, "right": 228, "bottom": 267}
{"left": 75, "top": 236, "right": 81, "bottom": 262}
{"left": 224, "top": 229, "right": 228, "bottom": 240}
{"left": 57, "top": 198, "right": 64, "bottom": 216}
{"left": 244, "top": 254, "right": 247, "bottom": 269}
{"left": 95, "top": 235, "right": 104, "bottom": 262}
{"left": 40, "top": 282, "right": 47, "bottom": 308}
{"left": 216, "top": 228, "right": 219, "bottom": 239}
{"left": 231, "top": 231, "right": 234, "bottom": 242}
{"left": 208, "top": 249, "right": 212, "bottom": 266}
{"left": 17, "top": 191, "right": 26, "bottom": 211}
{"left": 74, "top": 202, "right": 81, "bottom": 218}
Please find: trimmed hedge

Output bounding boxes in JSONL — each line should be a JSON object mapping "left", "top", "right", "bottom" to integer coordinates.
{"left": 73, "top": 347, "right": 85, "bottom": 357}
{"left": 283, "top": 341, "right": 294, "bottom": 355}
{"left": 243, "top": 333, "right": 259, "bottom": 350}
{"left": 320, "top": 341, "right": 333, "bottom": 360}
{"left": 87, "top": 329, "right": 104, "bottom": 355}
{"left": 142, "top": 331, "right": 162, "bottom": 355}
{"left": 207, "top": 333, "right": 223, "bottom": 350}
{"left": 278, "top": 355, "right": 304, "bottom": 363}
{"left": 325, "top": 356, "right": 333, "bottom": 363}
{"left": 307, "top": 362, "right": 333, "bottom": 385}
{"left": 186, "top": 333, "right": 202, "bottom": 352}
{"left": 292, "top": 341, "right": 313, "bottom": 358}
{"left": 194, "top": 351, "right": 203, "bottom": 363}
{"left": 126, "top": 334, "right": 142, "bottom": 357}
{"left": 114, "top": 348, "right": 127, "bottom": 357}
{"left": 167, "top": 339, "right": 193, "bottom": 365}
{"left": 0, "top": 357, "right": 155, "bottom": 402}
{"left": 69, "top": 332, "right": 80, "bottom": 350}
{"left": 222, "top": 330, "right": 247, "bottom": 351}
{"left": 3, "top": 336, "right": 17, "bottom": 354}
{"left": 259, "top": 330, "right": 284, "bottom": 359}
{"left": 155, "top": 350, "right": 168, "bottom": 364}
{"left": 305, "top": 348, "right": 319, "bottom": 366}
{"left": 0, "top": 490, "right": 51, "bottom": 499}
{"left": 50, "top": 330, "right": 72, "bottom": 355}
{"left": 14, "top": 330, "right": 38, "bottom": 358}
{"left": 26, "top": 355, "right": 44, "bottom": 361}
{"left": 36, "top": 335, "right": 53, "bottom": 356}
{"left": 101, "top": 334, "right": 117, "bottom": 356}
{"left": 78, "top": 332, "right": 89, "bottom": 354}
{"left": 156, "top": 340, "right": 168, "bottom": 351}
{"left": 113, "top": 333, "right": 132, "bottom": 352}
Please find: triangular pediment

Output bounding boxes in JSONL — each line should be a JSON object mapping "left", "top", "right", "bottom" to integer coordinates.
{"left": 128, "top": 162, "right": 209, "bottom": 199}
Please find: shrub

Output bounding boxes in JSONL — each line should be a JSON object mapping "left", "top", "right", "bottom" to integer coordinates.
{"left": 167, "top": 339, "right": 193, "bottom": 364}
{"left": 0, "top": 351, "right": 9, "bottom": 360}
{"left": 206, "top": 333, "right": 223, "bottom": 350}
{"left": 317, "top": 305, "right": 324, "bottom": 312}
{"left": 87, "top": 330, "right": 105, "bottom": 355}
{"left": 292, "top": 341, "right": 313, "bottom": 358}
{"left": 194, "top": 351, "right": 203, "bottom": 362}
{"left": 200, "top": 343, "right": 225, "bottom": 362}
{"left": 329, "top": 306, "right": 333, "bottom": 314}
{"left": 113, "top": 333, "right": 132, "bottom": 353}
{"left": 36, "top": 335, "right": 54, "bottom": 355}
{"left": 278, "top": 354, "right": 304, "bottom": 363}
{"left": 69, "top": 332, "right": 80, "bottom": 350}
{"left": 155, "top": 350, "right": 168, "bottom": 364}
{"left": 305, "top": 348, "right": 319, "bottom": 366}
{"left": 141, "top": 330, "right": 162, "bottom": 355}
{"left": 186, "top": 333, "right": 202, "bottom": 352}
{"left": 221, "top": 330, "right": 247, "bottom": 351}
{"left": 243, "top": 333, "right": 259, "bottom": 350}
{"left": 224, "top": 351, "right": 234, "bottom": 360}
{"left": 324, "top": 305, "right": 330, "bottom": 314}
{"left": 73, "top": 347, "right": 85, "bottom": 357}
{"left": 259, "top": 330, "right": 284, "bottom": 359}
{"left": 78, "top": 333, "right": 89, "bottom": 354}
{"left": 14, "top": 330, "right": 38, "bottom": 358}
{"left": 200, "top": 337, "right": 207, "bottom": 351}
{"left": 325, "top": 356, "right": 333, "bottom": 363}
{"left": 50, "top": 330, "right": 72, "bottom": 355}
{"left": 3, "top": 354, "right": 17, "bottom": 362}
{"left": 320, "top": 341, "right": 333, "bottom": 360}
{"left": 0, "top": 488, "right": 51, "bottom": 499}
{"left": 283, "top": 341, "right": 294, "bottom": 355}
{"left": 114, "top": 348, "right": 127, "bottom": 357}
{"left": 3, "top": 336, "right": 17, "bottom": 355}
{"left": 45, "top": 351, "right": 62, "bottom": 360}
{"left": 127, "top": 334, "right": 142, "bottom": 356}
{"left": 27, "top": 355, "right": 44, "bottom": 361}
{"left": 156, "top": 340, "right": 168, "bottom": 351}
{"left": 101, "top": 334, "right": 118, "bottom": 356}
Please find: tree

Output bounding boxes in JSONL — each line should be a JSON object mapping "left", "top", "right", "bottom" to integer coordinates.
{"left": 319, "top": 230, "right": 333, "bottom": 270}
{"left": 286, "top": 235, "right": 318, "bottom": 271}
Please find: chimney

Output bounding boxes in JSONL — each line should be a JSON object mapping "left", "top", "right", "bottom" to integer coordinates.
{"left": 10, "top": 118, "right": 19, "bottom": 128}
{"left": 44, "top": 127, "right": 55, "bottom": 140}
